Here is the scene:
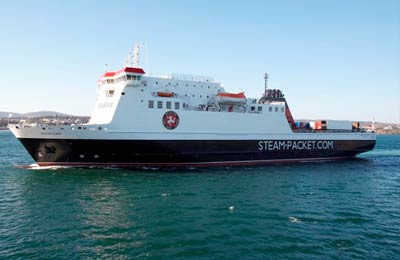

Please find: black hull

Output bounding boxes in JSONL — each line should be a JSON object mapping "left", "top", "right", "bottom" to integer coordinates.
{"left": 17, "top": 138, "right": 376, "bottom": 168}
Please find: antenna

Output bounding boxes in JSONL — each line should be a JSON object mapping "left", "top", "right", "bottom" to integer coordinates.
{"left": 133, "top": 43, "right": 145, "bottom": 67}
{"left": 264, "top": 73, "right": 269, "bottom": 94}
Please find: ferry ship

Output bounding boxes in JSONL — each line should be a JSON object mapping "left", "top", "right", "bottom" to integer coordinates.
{"left": 10, "top": 46, "right": 376, "bottom": 168}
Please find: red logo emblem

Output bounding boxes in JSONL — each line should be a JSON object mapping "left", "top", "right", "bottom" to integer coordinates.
{"left": 162, "top": 111, "right": 179, "bottom": 130}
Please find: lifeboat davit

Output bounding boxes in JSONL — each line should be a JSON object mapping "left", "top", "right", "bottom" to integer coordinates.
{"left": 157, "top": 92, "right": 175, "bottom": 97}
{"left": 216, "top": 92, "right": 246, "bottom": 104}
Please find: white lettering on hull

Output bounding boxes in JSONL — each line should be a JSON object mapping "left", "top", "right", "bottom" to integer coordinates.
{"left": 258, "top": 140, "right": 334, "bottom": 151}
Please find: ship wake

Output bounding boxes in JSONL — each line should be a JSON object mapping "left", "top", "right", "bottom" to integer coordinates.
{"left": 14, "top": 163, "right": 72, "bottom": 170}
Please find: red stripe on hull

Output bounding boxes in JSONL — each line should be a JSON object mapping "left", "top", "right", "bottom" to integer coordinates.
{"left": 35, "top": 156, "right": 354, "bottom": 169}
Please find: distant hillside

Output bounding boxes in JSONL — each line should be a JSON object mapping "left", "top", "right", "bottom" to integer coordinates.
{"left": 0, "top": 112, "right": 21, "bottom": 118}
{"left": 0, "top": 111, "right": 73, "bottom": 118}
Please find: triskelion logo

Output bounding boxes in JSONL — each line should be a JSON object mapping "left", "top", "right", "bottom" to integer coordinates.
{"left": 162, "top": 111, "right": 179, "bottom": 130}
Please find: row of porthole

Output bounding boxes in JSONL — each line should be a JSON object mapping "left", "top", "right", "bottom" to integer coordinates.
{"left": 80, "top": 154, "right": 99, "bottom": 159}
{"left": 184, "top": 94, "right": 209, "bottom": 98}
{"left": 72, "top": 126, "right": 105, "bottom": 131}
{"left": 154, "top": 82, "right": 217, "bottom": 89}
{"left": 249, "top": 106, "right": 284, "bottom": 112}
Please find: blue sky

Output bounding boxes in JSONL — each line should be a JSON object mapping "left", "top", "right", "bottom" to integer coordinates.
{"left": 1, "top": 0, "right": 399, "bottom": 123}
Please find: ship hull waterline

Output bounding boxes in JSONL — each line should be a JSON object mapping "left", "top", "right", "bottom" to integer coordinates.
{"left": 17, "top": 138, "right": 376, "bottom": 168}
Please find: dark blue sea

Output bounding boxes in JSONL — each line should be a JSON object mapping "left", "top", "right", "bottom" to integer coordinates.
{"left": 0, "top": 131, "right": 399, "bottom": 259}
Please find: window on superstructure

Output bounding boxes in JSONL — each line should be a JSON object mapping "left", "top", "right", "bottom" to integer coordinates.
{"left": 158, "top": 101, "right": 163, "bottom": 109}
{"left": 281, "top": 107, "right": 284, "bottom": 112}
{"left": 258, "top": 106, "right": 262, "bottom": 112}
{"left": 275, "top": 107, "right": 278, "bottom": 112}
{"left": 127, "top": 75, "right": 132, "bottom": 80}
{"left": 269, "top": 107, "right": 272, "bottom": 112}
{"left": 251, "top": 106, "right": 255, "bottom": 111}
{"left": 166, "top": 101, "right": 172, "bottom": 109}
{"left": 175, "top": 102, "right": 180, "bottom": 109}
{"left": 148, "top": 100, "right": 154, "bottom": 108}
{"left": 105, "top": 90, "right": 114, "bottom": 97}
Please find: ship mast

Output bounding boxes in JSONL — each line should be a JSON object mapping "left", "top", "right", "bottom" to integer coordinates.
{"left": 124, "top": 44, "right": 146, "bottom": 67}
{"left": 133, "top": 43, "right": 145, "bottom": 67}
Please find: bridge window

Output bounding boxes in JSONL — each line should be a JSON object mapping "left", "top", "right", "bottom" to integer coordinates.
{"left": 157, "top": 101, "right": 163, "bottom": 109}
{"left": 251, "top": 106, "right": 255, "bottom": 111}
{"left": 166, "top": 101, "right": 172, "bottom": 109}
{"left": 281, "top": 107, "right": 284, "bottom": 112}
{"left": 175, "top": 102, "right": 180, "bottom": 109}
{"left": 148, "top": 100, "right": 154, "bottom": 108}
{"left": 269, "top": 107, "right": 272, "bottom": 112}
{"left": 258, "top": 106, "right": 262, "bottom": 112}
{"left": 275, "top": 107, "right": 278, "bottom": 112}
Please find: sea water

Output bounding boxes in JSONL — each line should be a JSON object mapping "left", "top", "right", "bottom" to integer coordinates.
{"left": 0, "top": 131, "right": 399, "bottom": 259}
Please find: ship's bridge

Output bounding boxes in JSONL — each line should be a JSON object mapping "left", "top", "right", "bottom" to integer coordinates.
{"left": 97, "top": 67, "right": 145, "bottom": 86}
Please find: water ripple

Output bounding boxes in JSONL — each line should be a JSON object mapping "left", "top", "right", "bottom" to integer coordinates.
{"left": 0, "top": 132, "right": 399, "bottom": 259}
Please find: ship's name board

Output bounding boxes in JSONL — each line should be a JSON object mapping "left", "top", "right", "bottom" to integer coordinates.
{"left": 258, "top": 140, "right": 334, "bottom": 151}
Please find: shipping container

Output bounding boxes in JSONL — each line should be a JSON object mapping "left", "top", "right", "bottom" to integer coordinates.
{"left": 326, "top": 120, "right": 352, "bottom": 130}
{"left": 352, "top": 122, "right": 360, "bottom": 129}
